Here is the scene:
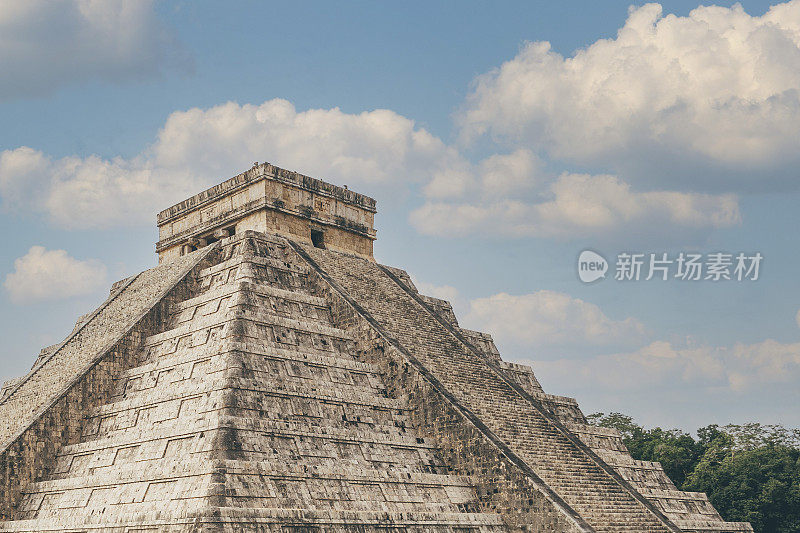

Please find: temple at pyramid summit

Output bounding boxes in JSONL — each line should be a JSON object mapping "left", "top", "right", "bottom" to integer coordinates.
{"left": 0, "top": 162, "right": 752, "bottom": 532}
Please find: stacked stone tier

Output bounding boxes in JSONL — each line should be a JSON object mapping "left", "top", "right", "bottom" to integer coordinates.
{"left": 369, "top": 249, "right": 752, "bottom": 533}
{"left": 301, "top": 243, "right": 705, "bottom": 533}
{"left": 1, "top": 237, "right": 504, "bottom": 532}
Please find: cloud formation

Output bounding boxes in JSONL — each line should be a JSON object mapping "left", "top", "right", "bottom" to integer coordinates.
{"left": 461, "top": 290, "right": 648, "bottom": 354}
{"left": 0, "top": 97, "right": 741, "bottom": 241}
{"left": 453, "top": 288, "right": 800, "bottom": 396}
{"left": 4, "top": 246, "right": 107, "bottom": 304}
{"left": 460, "top": 1, "right": 800, "bottom": 189}
{"left": 411, "top": 173, "right": 740, "bottom": 239}
{"left": 0, "top": 0, "right": 189, "bottom": 99}
{"left": 0, "top": 100, "right": 464, "bottom": 228}
{"left": 533, "top": 338, "right": 800, "bottom": 393}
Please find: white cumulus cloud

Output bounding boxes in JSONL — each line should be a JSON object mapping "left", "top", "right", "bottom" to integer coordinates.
{"left": 461, "top": 290, "right": 648, "bottom": 353}
{"left": 410, "top": 173, "right": 740, "bottom": 239}
{"left": 412, "top": 279, "right": 462, "bottom": 305}
{"left": 460, "top": 1, "right": 800, "bottom": 189}
{"left": 533, "top": 338, "right": 800, "bottom": 393}
{"left": 4, "top": 246, "right": 108, "bottom": 304}
{"left": 0, "top": 0, "right": 189, "bottom": 99}
{"left": 0, "top": 99, "right": 467, "bottom": 228}
{"left": 0, "top": 98, "right": 742, "bottom": 242}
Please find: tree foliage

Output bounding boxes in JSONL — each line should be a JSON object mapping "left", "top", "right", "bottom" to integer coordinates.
{"left": 588, "top": 413, "right": 800, "bottom": 533}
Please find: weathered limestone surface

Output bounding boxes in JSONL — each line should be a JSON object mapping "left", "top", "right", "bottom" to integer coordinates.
{"left": 295, "top": 241, "right": 753, "bottom": 533}
{"left": 322, "top": 245, "right": 750, "bottom": 532}
{"left": 0, "top": 246, "right": 217, "bottom": 522}
{"left": 0, "top": 234, "right": 507, "bottom": 532}
{"left": 156, "top": 162, "right": 377, "bottom": 262}
{"left": 297, "top": 243, "right": 677, "bottom": 533}
{"left": 0, "top": 163, "right": 752, "bottom": 532}
{"left": 0, "top": 248, "right": 216, "bottom": 447}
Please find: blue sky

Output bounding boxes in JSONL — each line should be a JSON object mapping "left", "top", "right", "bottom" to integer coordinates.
{"left": 1, "top": 0, "right": 798, "bottom": 431}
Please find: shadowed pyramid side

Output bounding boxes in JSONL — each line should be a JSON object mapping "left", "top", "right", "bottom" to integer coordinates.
{"left": 297, "top": 242, "right": 680, "bottom": 533}
{"left": 294, "top": 241, "right": 753, "bottom": 533}
{"left": 384, "top": 278, "right": 752, "bottom": 533}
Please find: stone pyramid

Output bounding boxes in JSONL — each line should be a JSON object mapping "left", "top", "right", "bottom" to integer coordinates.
{"left": 0, "top": 163, "right": 752, "bottom": 532}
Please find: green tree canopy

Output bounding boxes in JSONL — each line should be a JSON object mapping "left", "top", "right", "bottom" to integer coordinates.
{"left": 589, "top": 413, "right": 800, "bottom": 533}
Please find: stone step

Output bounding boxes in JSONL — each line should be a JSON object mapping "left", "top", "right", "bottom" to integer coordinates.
{"left": 87, "top": 377, "right": 407, "bottom": 429}
{"left": 144, "top": 306, "right": 350, "bottom": 347}
{"left": 56, "top": 415, "right": 439, "bottom": 463}
{"left": 26, "top": 457, "right": 476, "bottom": 496}
{"left": 1, "top": 508, "right": 505, "bottom": 532}
{"left": 301, "top": 246, "right": 674, "bottom": 533}
{"left": 113, "top": 355, "right": 388, "bottom": 403}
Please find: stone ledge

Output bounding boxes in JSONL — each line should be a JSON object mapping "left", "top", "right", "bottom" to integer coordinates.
{"left": 157, "top": 162, "right": 377, "bottom": 226}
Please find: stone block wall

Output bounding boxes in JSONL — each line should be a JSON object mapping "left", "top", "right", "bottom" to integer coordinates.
{"left": 297, "top": 244, "right": 589, "bottom": 533}
{"left": 156, "top": 163, "right": 376, "bottom": 262}
{"left": 0, "top": 247, "right": 217, "bottom": 520}
{"left": 0, "top": 229, "right": 754, "bottom": 532}
{"left": 1, "top": 232, "right": 508, "bottom": 532}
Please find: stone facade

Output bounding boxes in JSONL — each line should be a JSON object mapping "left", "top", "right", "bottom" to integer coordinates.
{"left": 156, "top": 162, "right": 376, "bottom": 263}
{"left": 0, "top": 165, "right": 752, "bottom": 532}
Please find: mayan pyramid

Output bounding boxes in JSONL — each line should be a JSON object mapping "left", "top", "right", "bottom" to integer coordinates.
{"left": 0, "top": 163, "right": 752, "bottom": 532}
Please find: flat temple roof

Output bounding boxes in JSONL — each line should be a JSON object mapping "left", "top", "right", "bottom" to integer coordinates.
{"left": 157, "top": 162, "right": 377, "bottom": 226}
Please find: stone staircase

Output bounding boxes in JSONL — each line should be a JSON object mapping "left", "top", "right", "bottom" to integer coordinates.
{"left": 0, "top": 234, "right": 504, "bottom": 532}
{"left": 0, "top": 230, "right": 754, "bottom": 532}
{"left": 419, "top": 291, "right": 751, "bottom": 533}
{"left": 297, "top": 242, "right": 754, "bottom": 533}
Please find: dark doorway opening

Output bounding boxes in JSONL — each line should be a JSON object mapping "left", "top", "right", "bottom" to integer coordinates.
{"left": 311, "top": 229, "right": 326, "bottom": 249}
{"left": 201, "top": 225, "right": 237, "bottom": 246}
